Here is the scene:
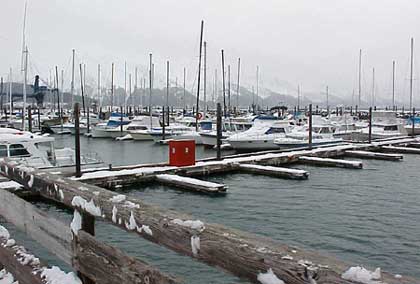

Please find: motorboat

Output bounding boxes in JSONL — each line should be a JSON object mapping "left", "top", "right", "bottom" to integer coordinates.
{"left": 91, "top": 112, "right": 131, "bottom": 138}
{"left": 199, "top": 120, "right": 252, "bottom": 148}
{"left": 274, "top": 125, "right": 342, "bottom": 148}
{"left": 227, "top": 117, "right": 292, "bottom": 151}
{"left": 0, "top": 128, "right": 102, "bottom": 168}
{"left": 127, "top": 115, "right": 160, "bottom": 141}
{"left": 358, "top": 111, "right": 407, "bottom": 140}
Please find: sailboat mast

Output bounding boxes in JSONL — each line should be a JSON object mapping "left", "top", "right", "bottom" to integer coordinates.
{"left": 256, "top": 66, "right": 259, "bottom": 111}
{"left": 221, "top": 50, "right": 226, "bottom": 117}
{"left": 392, "top": 60, "right": 395, "bottom": 109}
{"left": 22, "top": 46, "right": 28, "bottom": 131}
{"left": 111, "top": 62, "right": 114, "bottom": 110}
{"left": 9, "top": 68, "right": 12, "bottom": 115}
{"left": 149, "top": 53, "right": 153, "bottom": 129}
{"left": 358, "top": 49, "right": 362, "bottom": 107}
{"left": 71, "top": 49, "right": 75, "bottom": 108}
{"left": 372, "top": 67, "right": 375, "bottom": 107}
{"left": 326, "top": 86, "right": 329, "bottom": 116}
{"left": 228, "top": 65, "right": 231, "bottom": 114}
{"left": 195, "top": 20, "right": 204, "bottom": 131}
{"left": 409, "top": 37, "right": 414, "bottom": 110}
{"left": 183, "top": 67, "right": 186, "bottom": 110}
{"left": 124, "top": 61, "right": 127, "bottom": 110}
{"left": 297, "top": 85, "right": 300, "bottom": 111}
{"left": 236, "top": 58, "right": 241, "bottom": 112}
{"left": 98, "top": 64, "right": 101, "bottom": 109}
{"left": 166, "top": 61, "right": 170, "bottom": 107}
{"left": 203, "top": 41, "right": 207, "bottom": 118}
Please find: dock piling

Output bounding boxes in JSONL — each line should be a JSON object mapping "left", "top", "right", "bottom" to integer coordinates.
{"left": 74, "top": 103, "right": 82, "bottom": 178}
{"left": 216, "top": 103, "right": 222, "bottom": 160}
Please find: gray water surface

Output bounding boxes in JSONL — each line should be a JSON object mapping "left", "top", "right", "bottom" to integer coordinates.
{"left": 1, "top": 135, "right": 419, "bottom": 283}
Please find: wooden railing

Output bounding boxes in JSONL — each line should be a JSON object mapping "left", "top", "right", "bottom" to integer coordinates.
{"left": 0, "top": 160, "right": 417, "bottom": 284}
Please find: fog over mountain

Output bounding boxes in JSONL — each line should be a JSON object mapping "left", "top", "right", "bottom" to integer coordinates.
{"left": 1, "top": 0, "right": 420, "bottom": 107}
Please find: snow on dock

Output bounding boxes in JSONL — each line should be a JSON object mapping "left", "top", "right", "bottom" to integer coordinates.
{"left": 344, "top": 150, "right": 403, "bottom": 161}
{"left": 298, "top": 156, "right": 363, "bottom": 169}
{"left": 380, "top": 145, "right": 420, "bottom": 154}
{"left": 155, "top": 174, "right": 227, "bottom": 193}
{"left": 238, "top": 164, "right": 309, "bottom": 180}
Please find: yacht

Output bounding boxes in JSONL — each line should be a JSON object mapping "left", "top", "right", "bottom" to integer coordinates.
{"left": 274, "top": 125, "right": 342, "bottom": 148}
{"left": 199, "top": 120, "right": 252, "bottom": 148}
{"left": 227, "top": 117, "right": 292, "bottom": 151}
{"left": 148, "top": 124, "right": 201, "bottom": 144}
{"left": 127, "top": 115, "right": 160, "bottom": 141}
{"left": 0, "top": 128, "right": 101, "bottom": 168}
{"left": 358, "top": 111, "right": 407, "bottom": 140}
{"left": 91, "top": 112, "right": 131, "bottom": 138}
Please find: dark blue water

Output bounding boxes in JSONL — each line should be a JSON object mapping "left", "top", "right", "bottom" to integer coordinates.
{"left": 1, "top": 135, "right": 419, "bottom": 283}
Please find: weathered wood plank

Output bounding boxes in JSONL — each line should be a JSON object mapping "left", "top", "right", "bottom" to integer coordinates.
{"left": 155, "top": 174, "right": 227, "bottom": 194}
{"left": 0, "top": 235, "right": 46, "bottom": 284}
{"left": 344, "top": 150, "right": 403, "bottom": 161}
{"left": 238, "top": 164, "right": 309, "bottom": 180}
{"left": 298, "top": 156, "right": 363, "bottom": 169}
{"left": 74, "top": 231, "right": 178, "bottom": 284}
{"left": 1, "top": 161, "right": 415, "bottom": 284}
{"left": 0, "top": 186, "right": 178, "bottom": 284}
{"left": 0, "top": 188, "right": 72, "bottom": 265}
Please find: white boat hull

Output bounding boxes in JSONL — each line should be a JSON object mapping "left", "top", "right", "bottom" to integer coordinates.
{"left": 229, "top": 139, "right": 280, "bottom": 151}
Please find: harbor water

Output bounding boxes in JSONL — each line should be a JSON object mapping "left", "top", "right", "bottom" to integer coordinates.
{"left": 2, "top": 135, "right": 420, "bottom": 283}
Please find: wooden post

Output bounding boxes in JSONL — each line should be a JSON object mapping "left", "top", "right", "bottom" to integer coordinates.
{"left": 412, "top": 107, "right": 416, "bottom": 136}
{"left": 120, "top": 106, "right": 123, "bottom": 135}
{"left": 74, "top": 103, "right": 82, "bottom": 177}
{"left": 368, "top": 106, "right": 372, "bottom": 143}
{"left": 167, "top": 106, "right": 170, "bottom": 126}
{"left": 38, "top": 108, "right": 41, "bottom": 130}
{"left": 162, "top": 106, "right": 166, "bottom": 140}
{"left": 76, "top": 210, "right": 96, "bottom": 284}
{"left": 27, "top": 105, "right": 32, "bottom": 132}
{"left": 216, "top": 103, "right": 222, "bottom": 160}
{"left": 308, "top": 104, "right": 313, "bottom": 149}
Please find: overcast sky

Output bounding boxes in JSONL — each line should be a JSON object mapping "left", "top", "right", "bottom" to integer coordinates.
{"left": 1, "top": 0, "right": 420, "bottom": 104}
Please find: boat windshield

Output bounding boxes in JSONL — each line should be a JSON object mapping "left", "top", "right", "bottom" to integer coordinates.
{"left": 9, "top": 144, "right": 31, "bottom": 157}
{"left": 265, "top": 127, "right": 286, "bottom": 134}
{"left": 384, "top": 125, "right": 398, "bottom": 131}
{"left": 0, "top": 145, "right": 7, "bottom": 157}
